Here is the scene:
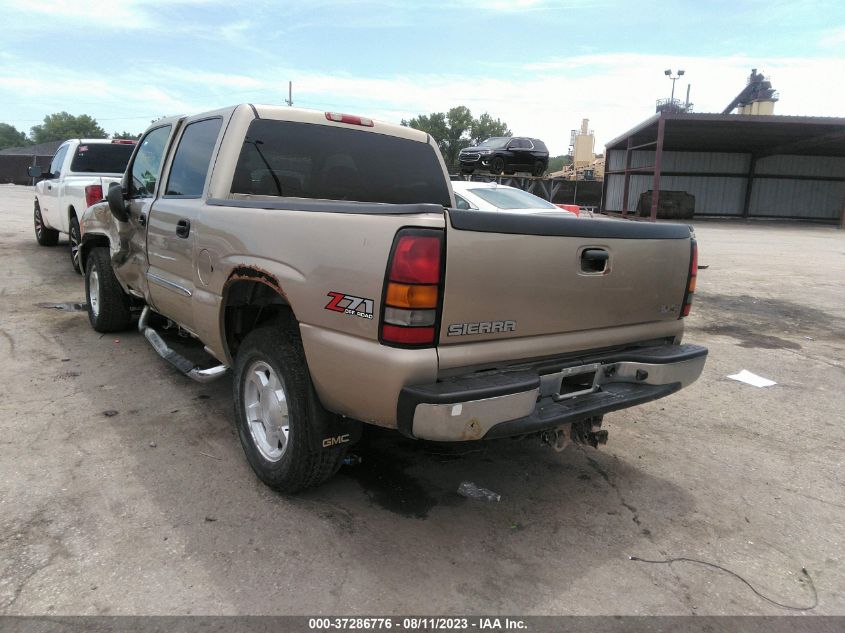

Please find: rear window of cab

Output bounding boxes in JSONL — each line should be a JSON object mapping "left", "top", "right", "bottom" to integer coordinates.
{"left": 230, "top": 119, "right": 451, "bottom": 207}
{"left": 70, "top": 143, "right": 134, "bottom": 174}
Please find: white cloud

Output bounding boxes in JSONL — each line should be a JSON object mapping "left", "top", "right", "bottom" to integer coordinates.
{"left": 3, "top": 51, "right": 844, "bottom": 153}
{"left": 819, "top": 26, "right": 845, "bottom": 49}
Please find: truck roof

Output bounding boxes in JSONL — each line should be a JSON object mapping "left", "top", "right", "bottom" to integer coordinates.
{"left": 250, "top": 104, "right": 430, "bottom": 144}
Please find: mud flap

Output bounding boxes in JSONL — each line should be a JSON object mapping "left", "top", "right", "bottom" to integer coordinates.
{"left": 309, "top": 412, "right": 363, "bottom": 452}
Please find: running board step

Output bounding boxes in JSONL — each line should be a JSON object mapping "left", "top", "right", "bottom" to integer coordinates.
{"left": 138, "top": 306, "right": 228, "bottom": 383}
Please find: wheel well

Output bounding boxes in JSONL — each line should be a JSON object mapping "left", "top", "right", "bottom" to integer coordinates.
{"left": 79, "top": 234, "right": 109, "bottom": 273}
{"left": 223, "top": 269, "right": 294, "bottom": 359}
{"left": 68, "top": 205, "right": 76, "bottom": 222}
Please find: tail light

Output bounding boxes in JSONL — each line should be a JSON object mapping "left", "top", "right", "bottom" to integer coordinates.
{"left": 380, "top": 229, "right": 444, "bottom": 347}
{"left": 680, "top": 239, "right": 698, "bottom": 318}
{"left": 84, "top": 184, "right": 104, "bottom": 209}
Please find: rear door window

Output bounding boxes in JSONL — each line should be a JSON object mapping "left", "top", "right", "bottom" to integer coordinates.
{"left": 454, "top": 193, "right": 475, "bottom": 210}
{"left": 230, "top": 119, "right": 451, "bottom": 206}
{"left": 70, "top": 143, "right": 134, "bottom": 174}
{"left": 165, "top": 118, "right": 222, "bottom": 197}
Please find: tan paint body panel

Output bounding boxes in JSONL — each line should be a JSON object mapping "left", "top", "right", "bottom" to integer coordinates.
{"left": 440, "top": 225, "right": 691, "bottom": 345}
{"left": 437, "top": 319, "right": 684, "bottom": 374}
{"left": 81, "top": 103, "right": 697, "bottom": 430}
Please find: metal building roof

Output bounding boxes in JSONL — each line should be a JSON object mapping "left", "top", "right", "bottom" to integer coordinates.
{"left": 606, "top": 113, "right": 845, "bottom": 157}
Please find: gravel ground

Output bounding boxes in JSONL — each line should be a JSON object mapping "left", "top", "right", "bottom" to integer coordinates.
{"left": 0, "top": 184, "right": 843, "bottom": 615}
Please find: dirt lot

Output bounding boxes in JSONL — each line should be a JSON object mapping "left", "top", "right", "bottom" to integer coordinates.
{"left": 0, "top": 183, "right": 843, "bottom": 616}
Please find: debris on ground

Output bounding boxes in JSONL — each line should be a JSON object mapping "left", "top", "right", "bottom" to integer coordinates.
{"left": 727, "top": 369, "right": 776, "bottom": 388}
{"left": 149, "top": 441, "right": 157, "bottom": 448}
{"left": 457, "top": 481, "right": 501, "bottom": 502}
{"left": 102, "top": 410, "right": 119, "bottom": 417}
{"left": 629, "top": 555, "right": 817, "bottom": 611}
{"left": 35, "top": 302, "right": 87, "bottom": 312}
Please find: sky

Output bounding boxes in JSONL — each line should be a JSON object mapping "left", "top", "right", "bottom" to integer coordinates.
{"left": 2, "top": 0, "right": 844, "bottom": 155}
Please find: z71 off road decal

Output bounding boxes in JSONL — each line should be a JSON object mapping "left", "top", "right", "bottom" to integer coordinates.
{"left": 325, "top": 292, "right": 374, "bottom": 320}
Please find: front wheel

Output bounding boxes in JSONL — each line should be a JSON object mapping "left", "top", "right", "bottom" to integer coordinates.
{"left": 532, "top": 161, "right": 546, "bottom": 177}
{"left": 233, "top": 323, "right": 347, "bottom": 493}
{"left": 69, "top": 216, "right": 82, "bottom": 274}
{"left": 490, "top": 156, "right": 505, "bottom": 175}
{"left": 34, "top": 201, "right": 59, "bottom": 246}
{"left": 85, "top": 247, "right": 132, "bottom": 332}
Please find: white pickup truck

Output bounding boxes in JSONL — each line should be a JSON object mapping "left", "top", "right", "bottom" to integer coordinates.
{"left": 28, "top": 138, "right": 135, "bottom": 273}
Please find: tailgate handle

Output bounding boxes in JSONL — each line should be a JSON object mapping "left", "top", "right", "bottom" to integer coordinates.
{"left": 581, "top": 248, "right": 609, "bottom": 273}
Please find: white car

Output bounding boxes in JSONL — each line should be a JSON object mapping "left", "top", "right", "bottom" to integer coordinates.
{"left": 29, "top": 139, "right": 136, "bottom": 273}
{"left": 451, "top": 180, "right": 575, "bottom": 215}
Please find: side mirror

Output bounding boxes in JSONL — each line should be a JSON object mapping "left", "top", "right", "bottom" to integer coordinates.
{"left": 27, "top": 165, "right": 43, "bottom": 178}
{"left": 107, "top": 182, "right": 129, "bottom": 222}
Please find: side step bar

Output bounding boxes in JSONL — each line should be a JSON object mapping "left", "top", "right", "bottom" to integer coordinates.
{"left": 138, "top": 306, "right": 228, "bottom": 383}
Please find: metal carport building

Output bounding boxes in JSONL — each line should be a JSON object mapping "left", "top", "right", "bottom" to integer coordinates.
{"left": 601, "top": 113, "right": 845, "bottom": 227}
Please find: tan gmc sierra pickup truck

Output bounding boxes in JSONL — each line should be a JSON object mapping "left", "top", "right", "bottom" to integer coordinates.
{"left": 80, "top": 104, "right": 706, "bottom": 493}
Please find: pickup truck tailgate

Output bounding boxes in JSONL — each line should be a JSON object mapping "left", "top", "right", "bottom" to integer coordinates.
{"left": 440, "top": 210, "right": 693, "bottom": 344}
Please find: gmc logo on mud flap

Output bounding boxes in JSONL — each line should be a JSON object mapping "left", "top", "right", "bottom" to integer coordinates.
{"left": 322, "top": 434, "right": 350, "bottom": 448}
{"left": 325, "top": 292, "right": 374, "bottom": 320}
{"left": 447, "top": 320, "right": 516, "bottom": 336}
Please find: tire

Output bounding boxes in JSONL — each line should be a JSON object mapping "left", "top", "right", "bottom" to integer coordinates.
{"left": 233, "top": 322, "right": 347, "bottom": 493}
{"left": 490, "top": 156, "right": 505, "bottom": 175}
{"left": 460, "top": 168, "right": 474, "bottom": 175}
{"left": 34, "top": 201, "right": 59, "bottom": 246}
{"left": 532, "top": 161, "right": 546, "bottom": 177}
{"left": 69, "top": 215, "right": 82, "bottom": 274}
{"left": 85, "top": 247, "right": 132, "bottom": 333}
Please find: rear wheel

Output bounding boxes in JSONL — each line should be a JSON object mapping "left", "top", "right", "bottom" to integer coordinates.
{"left": 233, "top": 323, "right": 347, "bottom": 493}
{"left": 34, "top": 201, "right": 59, "bottom": 246}
{"left": 85, "top": 247, "right": 132, "bottom": 332}
{"left": 490, "top": 156, "right": 505, "bottom": 175}
{"left": 532, "top": 161, "right": 546, "bottom": 177}
{"left": 69, "top": 215, "right": 82, "bottom": 274}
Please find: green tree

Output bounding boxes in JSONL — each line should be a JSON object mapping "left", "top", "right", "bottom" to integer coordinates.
{"left": 402, "top": 106, "right": 512, "bottom": 170}
{"left": 401, "top": 112, "right": 449, "bottom": 157}
{"left": 442, "top": 106, "right": 473, "bottom": 168}
{"left": 111, "top": 131, "right": 141, "bottom": 140}
{"left": 0, "top": 123, "right": 30, "bottom": 150}
{"left": 470, "top": 112, "right": 511, "bottom": 145}
{"left": 547, "top": 155, "right": 573, "bottom": 173}
{"left": 30, "top": 112, "right": 107, "bottom": 143}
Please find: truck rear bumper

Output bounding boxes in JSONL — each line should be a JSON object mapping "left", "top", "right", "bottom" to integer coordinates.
{"left": 398, "top": 343, "right": 707, "bottom": 441}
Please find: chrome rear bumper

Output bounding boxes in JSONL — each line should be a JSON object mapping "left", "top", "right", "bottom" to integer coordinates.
{"left": 399, "top": 343, "right": 707, "bottom": 441}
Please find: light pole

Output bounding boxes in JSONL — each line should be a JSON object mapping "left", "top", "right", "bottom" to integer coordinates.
{"left": 664, "top": 69, "right": 685, "bottom": 104}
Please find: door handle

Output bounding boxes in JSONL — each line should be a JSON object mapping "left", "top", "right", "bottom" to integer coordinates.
{"left": 175, "top": 219, "right": 191, "bottom": 238}
{"left": 581, "top": 248, "right": 609, "bottom": 273}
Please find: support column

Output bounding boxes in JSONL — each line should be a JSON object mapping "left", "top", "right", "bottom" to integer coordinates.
{"left": 840, "top": 186, "right": 845, "bottom": 230}
{"left": 622, "top": 136, "right": 633, "bottom": 218}
{"left": 742, "top": 154, "right": 757, "bottom": 219}
{"left": 599, "top": 170, "right": 608, "bottom": 213}
{"left": 649, "top": 116, "right": 665, "bottom": 222}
